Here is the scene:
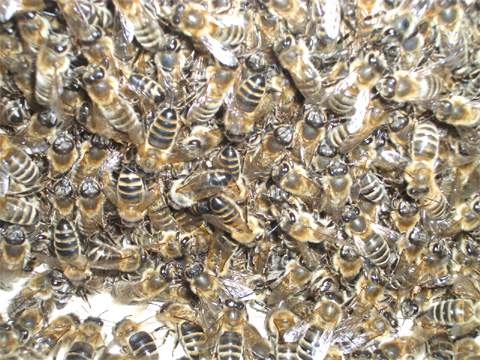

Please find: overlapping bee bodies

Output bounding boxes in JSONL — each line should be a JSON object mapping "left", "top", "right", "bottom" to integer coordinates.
{"left": 1, "top": 0, "right": 480, "bottom": 359}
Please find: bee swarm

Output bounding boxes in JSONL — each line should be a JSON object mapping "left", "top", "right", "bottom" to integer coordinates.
{"left": 1, "top": 0, "right": 480, "bottom": 359}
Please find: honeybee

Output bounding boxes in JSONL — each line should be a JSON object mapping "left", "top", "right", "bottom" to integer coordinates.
{"left": 190, "top": 194, "right": 263, "bottom": 246}
{"left": 213, "top": 145, "right": 241, "bottom": 180}
{"left": 323, "top": 53, "right": 384, "bottom": 116}
{"left": 259, "top": 0, "right": 308, "bottom": 34}
{"left": 71, "top": 135, "right": 111, "bottom": 186}
{"left": 174, "top": 124, "right": 224, "bottom": 163}
{"left": 355, "top": 170, "right": 389, "bottom": 206}
{"left": 244, "top": 125, "right": 294, "bottom": 180}
{"left": 29, "top": 313, "right": 79, "bottom": 358}
{"left": 390, "top": 198, "right": 420, "bottom": 234}
{"left": 0, "top": 134, "right": 42, "bottom": 194}
{"left": 136, "top": 107, "right": 179, "bottom": 172}
{"left": 266, "top": 260, "right": 312, "bottom": 306}
{"left": 82, "top": 65, "right": 145, "bottom": 146}
{"left": 22, "top": 109, "right": 59, "bottom": 149}
{"left": 187, "top": 63, "right": 238, "bottom": 124}
{"left": 51, "top": 178, "right": 75, "bottom": 218}
{"left": 342, "top": 206, "right": 396, "bottom": 269}
{"left": 52, "top": 218, "right": 91, "bottom": 285}
{"left": 387, "top": 109, "right": 415, "bottom": 149}
{"left": 0, "top": 196, "right": 40, "bottom": 225}
{"left": 326, "top": 100, "right": 388, "bottom": 154}
{"left": 0, "top": 98, "right": 29, "bottom": 132}
{"left": 16, "top": 11, "right": 50, "bottom": 54}
{"left": 127, "top": 73, "right": 166, "bottom": 106}
{"left": 274, "top": 35, "right": 324, "bottom": 103}
{"left": 171, "top": 2, "right": 242, "bottom": 67}
{"left": 111, "top": 318, "right": 158, "bottom": 360}
{"left": 34, "top": 33, "right": 70, "bottom": 107}
{"left": 433, "top": 96, "right": 480, "bottom": 128}
{"left": 375, "top": 335, "right": 425, "bottom": 360}
{"left": 266, "top": 306, "right": 299, "bottom": 360}
{"left": 156, "top": 302, "right": 210, "bottom": 360}
{"left": 111, "top": 267, "right": 168, "bottom": 304}
{"left": 1, "top": 225, "right": 30, "bottom": 271}
{"left": 13, "top": 305, "right": 45, "bottom": 342}
{"left": 321, "top": 160, "right": 353, "bottom": 217}
{"left": 215, "top": 299, "right": 273, "bottom": 360}
{"left": 87, "top": 239, "right": 142, "bottom": 273}
{"left": 112, "top": 0, "right": 164, "bottom": 52}
{"left": 65, "top": 317, "right": 104, "bottom": 360}
{"left": 75, "top": 177, "right": 105, "bottom": 237}
{"left": 332, "top": 245, "right": 364, "bottom": 284}
{"left": 223, "top": 73, "right": 267, "bottom": 142}
{"left": 103, "top": 168, "right": 159, "bottom": 227}
{"left": 47, "top": 132, "right": 79, "bottom": 176}
{"left": 445, "top": 193, "right": 480, "bottom": 236}
{"left": 0, "top": 315, "right": 20, "bottom": 356}
{"left": 292, "top": 105, "right": 327, "bottom": 166}
{"left": 376, "top": 69, "right": 446, "bottom": 103}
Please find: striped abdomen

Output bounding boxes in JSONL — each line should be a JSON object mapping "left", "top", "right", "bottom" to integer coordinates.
{"left": 421, "top": 189, "right": 449, "bottom": 220}
{"left": 364, "top": 235, "right": 391, "bottom": 268}
{"left": 65, "top": 341, "right": 95, "bottom": 360}
{"left": 4, "top": 148, "right": 40, "bottom": 186}
{"left": 208, "top": 195, "right": 244, "bottom": 229}
{"left": 426, "top": 299, "right": 475, "bottom": 325}
{"left": 326, "top": 124, "right": 349, "bottom": 149}
{"left": 179, "top": 321, "right": 207, "bottom": 359}
{"left": 292, "top": 65, "right": 323, "bottom": 103}
{"left": 132, "top": 12, "right": 164, "bottom": 51}
{"left": 128, "top": 330, "right": 158, "bottom": 359}
{"left": 214, "top": 25, "right": 244, "bottom": 47}
{"left": 0, "top": 197, "right": 40, "bottom": 225}
{"left": 234, "top": 74, "right": 266, "bottom": 114}
{"left": 297, "top": 326, "right": 324, "bottom": 360}
{"left": 117, "top": 170, "right": 145, "bottom": 205}
{"left": 148, "top": 108, "right": 178, "bottom": 150}
{"left": 411, "top": 121, "right": 439, "bottom": 163}
{"left": 326, "top": 89, "right": 357, "bottom": 115}
{"left": 148, "top": 201, "right": 176, "bottom": 232}
{"left": 54, "top": 219, "right": 80, "bottom": 260}
{"left": 359, "top": 172, "right": 387, "bottom": 203}
{"left": 215, "top": 146, "right": 240, "bottom": 179}
{"left": 420, "top": 74, "right": 444, "bottom": 100}
{"left": 128, "top": 73, "right": 165, "bottom": 104}
{"left": 187, "top": 91, "right": 224, "bottom": 124}
{"left": 217, "top": 331, "right": 243, "bottom": 360}
{"left": 275, "top": 341, "right": 298, "bottom": 360}
{"left": 100, "top": 99, "right": 144, "bottom": 145}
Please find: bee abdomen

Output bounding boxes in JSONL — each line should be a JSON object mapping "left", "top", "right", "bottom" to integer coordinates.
{"left": 216, "top": 146, "right": 240, "bottom": 179}
{"left": 6, "top": 152, "right": 40, "bottom": 186}
{"left": 129, "top": 331, "right": 158, "bottom": 359}
{"left": 422, "top": 192, "right": 449, "bottom": 219}
{"left": 423, "top": 75, "right": 444, "bottom": 99}
{"left": 148, "top": 108, "right": 177, "bottom": 150}
{"left": 428, "top": 299, "right": 474, "bottom": 325}
{"left": 214, "top": 26, "right": 244, "bottom": 47}
{"left": 359, "top": 173, "right": 386, "bottom": 203}
{"left": 365, "top": 235, "right": 391, "bottom": 268}
{"left": 298, "top": 326, "right": 323, "bottom": 360}
{"left": 326, "top": 125, "right": 349, "bottom": 149}
{"left": 326, "top": 93, "right": 357, "bottom": 115}
{"left": 179, "top": 322, "right": 207, "bottom": 357}
{"left": 133, "top": 18, "right": 163, "bottom": 51}
{"left": 65, "top": 341, "right": 95, "bottom": 360}
{"left": 412, "top": 122, "right": 439, "bottom": 162}
{"left": 217, "top": 331, "right": 242, "bottom": 360}
{"left": 34, "top": 72, "right": 53, "bottom": 106}
{"left": 2, "top": 198, "right": 40, "bottom": 225}
{"left": 188, "top": 95, "right": 223, "bottom": 123}
{"left": 235, "top": 74, "right": 266, "bottom": 113}
{"left": 276, "top": 342, "right": 298, "bottom": 360}
{"left": 117, "top": 172, "right": 144, "bottom": 204}
{"left": 54, "top": 219, "right": 80, "bottom": 259}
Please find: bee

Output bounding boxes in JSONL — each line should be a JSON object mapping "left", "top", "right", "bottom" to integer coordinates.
{"left": 324, "top": 53, "right": 384, "bottom": 116}
{"left": 82, "top": 65, "right": 145, "bottom": 146}
{"left": 390, "top": 198, "right": 420, "bottom": 234}
{"left": 103, "top": 168, "right": 158, "bottom": 227}
{"left": 213, "top": 145, "right": 241, "bottom": 180}
{"left": 75, "top": 177, "right": 105, "bottom": 237}
{"left": 13, "top": 306, "right": 45, "bottom": 342}
{"left": 111, "top": 318, "right": 158, "bottom": 360}
{"left": 65, "top": 317, "right": 104, "bottom": 360}
{"left": 215, "top": 299, "right": 273, "bottom": 360}
{"left": 426, "top": 332, "right": 454, "bottom": 360}
{"left": 127, "top": 73, "right": 166, "bottom": 106}
{"left": 16, "top": 11, "right": 50, "bottom": 54}
{"left": 29, "top": 313, "right": 79, "bottom": 358}
{"left": 112, "top": 0, "right": 164, "bottom": 52}
{"left": 321, "top": 160, "right": 353, "bottom": 217}
{"left": 187, "top": 63, "right": 238, "bottom": 124}
{"left": 326, "top": 100, "right": 388, "bottom": 154}
{"left": 433, "top": 96, "right": 480, "bottom": 128}
{"left": 136, "top": 107, "right": 179, "bottom": 172}
{"left": 190, "top": 194, "right": 263, "bottom": 246}
{"left": 342, "top": 206, "right": 395, "bottom": 269}
{"left": 454, "top": 337, "right": 480, "bottom": 359}
{"left": 274, "top": 35, "right": 324, "bottom": 103}
{"left": 376, "top": 69, "right": 446, "bottom": 103}
{"left": 355, "top": 170, "right": 389, "bottom": 206}
{"left": 266, "top": 307, "right": 299, "bottom": 359}
{"left": 51, "top": 178, "right": 75, "bottom": 218}
{"left": 47, "top": 132, "right": 79, "bottom": 176}
{"left": 111, "top": 268, "right": 168, "bottom": 304}
{"left": 266, "top": 260, "right": 312, "bottom": 306}
{"left": 156, "top": 302, "right": 210, "bottom": 360}
{"left": 0, "top": 196, "right": 40, "bottom": 225}
{"left": 1, "top": 225, "right": 30, "bottom": 271}
{"left": 0, "top": 99, "right": 29, "bottom": 132}
{"left": 292, "top": 105, "right": 327, "bottom": 166}
{"left": 52, "top": 218, "right": 91, "bottom": 285}
{"left": 0, "top": 134, "right": 42, "bottom": 194}
{"left": 223, "top": 73, "right": 267, "bottom": 142}
{"left": 0, "top": 316, "right": 20, "bottom": 356}
{"left": 244, "top": 125, "right": 294, "bottom": 180}
{"left": 71, "top": 135, "right": 111, "bottom": 186}
{"left": 169, "top": 169, "right": 234, "bottom": 209}
{"left": 387, "top": 109, "right": 414, "bottom": 149}
{"left": 87, "top": 240, "right": 142, "bottom": 273}
{"left": 34, "top": 33, "right": 70, "bottom": 107}
{"left": 174, "top": 124, "right": 224, "bottom": 163}
{"left": 332, "top": 245, "right": 364, "bottom": 284}
{"left": 296, "top": 299, "right": 343, "bottom": 360}
{"left": 375, "top": 335, "right": 425, "bottom": 360}
{"left": 22, "top": 109, "right": 60, "bottom": 148}
{"left": 171, "top": 2, "right": 242, "bottom": 67}
{"left": 259, "top": 0, "right": 308, "bottom": 34}
{"left": 444, "top": 193, "right": 480, "bottom": 236}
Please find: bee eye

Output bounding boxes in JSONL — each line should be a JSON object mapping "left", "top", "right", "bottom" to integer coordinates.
{"left": 282, "top": 37, "right": 292, "bottom": 49}
{"left": 288, "top": 211, "right": 296, "bottom": 223}
{"left": 280, "top": 163, "right": 289, "bottom": 175}
{"left": 473, "top": 201, "right": 480, "bottom": 213}
{"left": 55, "top": 44, "right": 67, "bottom": 53}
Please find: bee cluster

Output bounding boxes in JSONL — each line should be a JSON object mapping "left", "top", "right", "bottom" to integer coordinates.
{"left": 1, "top": 0, "right": 480, "bottom": 359}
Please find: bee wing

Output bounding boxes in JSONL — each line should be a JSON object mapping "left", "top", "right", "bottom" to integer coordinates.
{"left": 323, "top": 0, "right": 341, "bottom": 40}
{"left": 0, "top": 162, "right": 10, "bottom": 196}
{"left": 371, "top": 223, "right": 402, "bottom": 243}
{"left": 283, "top": 320, "right": 309, "bottom": 343}
{"left": 200, "top": 35, "right": 239, "bottom": 68}
{"left": 311, "top": 328, "right": 335, "bottom": 360}
{"left": 347, "top": 88, "right": 370, "bottom": 133}
{"left": 243, "top": 323, "right": 273, "bottom": 359}
{"left": 452, "top": 274, "right": 480, "bottom": 298}
{"left": 0, "top": 0, "right": 17, "bottom": 22}
{"left": 214, "top": 14, "right": 245, "bottom": 27}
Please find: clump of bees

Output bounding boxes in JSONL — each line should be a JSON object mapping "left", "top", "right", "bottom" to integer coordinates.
{"left": 1, "top": 0, "right": 480, "bottom": 359}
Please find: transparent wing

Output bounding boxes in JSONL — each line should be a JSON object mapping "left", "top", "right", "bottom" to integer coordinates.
{"left": 0, "top": 161, "right": 10, "bottom": 196}
{"left": 200, "top": 35, "right": 239, "bottom": 68}
{"left": 283, "top": 321, "right": 309, "bottom": 343}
